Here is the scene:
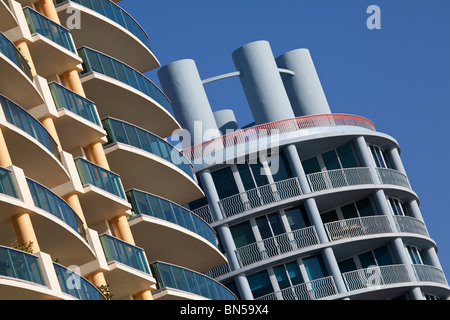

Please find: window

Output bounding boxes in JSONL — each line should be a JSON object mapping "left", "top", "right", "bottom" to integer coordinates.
{"left": 247, "top": 270, "right": 273, "bottom": 299}
{"left": 255, "top": 212, "right": 285, "bottom": 239}
{"left": 211, "top": 167, "right": 239, "bottom": 199}
{"left": 407, "top": 245, "right": 430, "bottom": 265}
{"left": 237, "top": 160, "right": 269, "bottom": 191}
{"left": 230, "top": 221, "right": 256, "bottom": 248}
{"left": 284, "top": 206, "right": 311, "bottom": 230}
{"left": 303, "top": 254, "right": 328, "bottom": 281}
{"left": 321, "top": 198, "right": 375, "bottom": 223}
{"left": 273, "top": 261, "right": 304, "bottom": 293}
{"left": 369, "top": 145, "right": 392, "bottom": 169}
{"left": 388, "top": 197, "right": 410, "bottom": 216}
{"left": 272, "top": 151, "right": 294, "bottom": 182}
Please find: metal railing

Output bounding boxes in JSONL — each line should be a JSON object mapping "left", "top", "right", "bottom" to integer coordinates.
{"left": 376, "top": 168, "right": 411, "bottom": 189}
{"left": 102, "top": 117, "right": 194, "bottom": 179}
{"left": 393, "top": 216, "right": 429, "bottom": 237}
{"left": 78, "top": 47, "right": 173, "bottom": 116}
{"left": 49, "top": 82, "right": 101, "bottom": 126}
{"left": 256, "top": 276, "right": 338, "bottom": 300}
{"left": 307, "top": 167, "right": 374, "bottom": 192}
{"left": 183, "top": 114, "right": 376, "bottom": 161}
{"left": 0, "top": 32, "right": 32, "bottom": 79}
{"left": 235, "top": 226, "right": 319, "bottom": 267}
{"left": 219, "top": 177, "right": 302, "bottom": 218}
{"left": 412, "top": 264, "right": 448, "bottom": 285}
{"left": 324, "top": 216, "right": 392, "bottom": 241}
{"left": 191, "top": 204, "right": 214, "bottom": 224}
{"left": 23, "top": 7, "right": 76, "bottom": 53}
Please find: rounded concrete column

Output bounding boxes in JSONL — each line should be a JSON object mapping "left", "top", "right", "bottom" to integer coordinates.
{"left": 112, "top": 214, "right": 135, "bottom": 246}
{"left": 12, "top": 212, "right": 40, "bottom": 253}
{"left": 158, "top": 59, "right": 219, "bottom": 146}
{"left": 232, "top": 40, "right": 295, "bottom": 125}
{"left": 37, "top": 0, "right": 61, "bottom": 24}
{"left": 0, "top": 128, "right": 12, "bottom": 167}
{"left": 14, "top": 41, "right": 37, "bottom": 76}
{"left": 87, "top": 141, "right": 110, "bottom": 170}
{"left": 276, "top": 48, "right": 331, "bottom": 116}
{"left": 213, "top": 109, "right": 238, "bottom": 135}
{"left": 62, "top": 69, "right": 86, "bottom": 98}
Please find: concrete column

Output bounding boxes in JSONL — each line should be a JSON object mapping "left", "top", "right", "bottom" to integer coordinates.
{"left": 63, "top": 192, "right": 87, "bottom": 228}
{"left": 213, "top": 109, "right": 238, "bottom": 135}
{"left": 232, "top": 40, "right": 295, "bottom": 125}
{"left": 425, "top": 247, "right": 443, "bottom": 270}
{"left": 88, "top": 270, "right": 107, "bottom": 288}
{"left": 135, "top": 289, "right": 154, "bottom": 300}
{"left": 37, "top": 0, "right": 61, "bottom": 24}
{"left": 234, "top": 273, "right": 254, "bottom": 300}
{"left": 0, "top": 128, "right": 12, "bottom": 167}
{"left": 158, "top": 59, "right": 219, "bottom": 146}
{"left": 407, "top": 199, "right": 424, "bottom": 222}
{"left": 40, "top": 116, "right": 62, "bottom": 152}
{"left": 112, "top": 214, "right": 135, "bottom": 246}
{"left": 276, "top": 48, "right": 331, "bottom": 116}
{"left": 87, "top": 141, "right": 110, "bottom": 170}
{"left": 12, "top": 212, "right": 41, "bottom": 253}
{"left": 353, "top": 136, "right": 380, "bottom": 184}
{"left": 391, "top": 238, "right": 424, "bottom": 300}
{"left": 14, "top": 40, "right": 37, "bottom": 76}
{"left": 387, "top": 147, "right": 406, "bottom": 174}
{"left": 322, "top": 247, "right": 348, "bottom": 294}
{"left": 62, "top": 69, "right": 86, "bottom": 98}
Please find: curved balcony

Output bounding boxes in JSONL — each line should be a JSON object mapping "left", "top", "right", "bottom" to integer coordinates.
{"left": 127, "top": 189, "right": 226, "bottom": 273}
{"left": 256, "top": 276, "right": 338, "bottom": 300}
{"left": 0, "top": 0, "right": 18, "bottom": 32}
{"left": 78, "top": 47, "right": 180, "bottom": 137}
{"left": 0, "top": 32, "right": 43, "bottom": 109}
{"left": 183, "top": 114, "right": 376, "bottom": 163}
{"left": 0, "top": 94, "right": 69, "bottom": 188}
{"left": 49, "top": 82, "right": 106, "bottom": 150}
{"left": 99, "top": 234, "right": 156, "bottom": 299}
{"left": 53, "top": 263, "right": 105, "bottom": 300}
{"left": 150, "top": 261, "right": 237, "bottom": 300}
{"left": 102, "top": 118, "right": 203, "bottom": 205}
{"left": 0, "top": 245, "right": 50, "bottom": 299}
{"left": 55, "top": 0, "right": 159, "bottom": 73}
{"left": 74, "top": 157, "right": 131, "bottom": 226}
{"left": 26, "top": 178, "right": 95, "bottom": 266}
{"left": 23, "top": 7, "right": 82, "bottom": 78}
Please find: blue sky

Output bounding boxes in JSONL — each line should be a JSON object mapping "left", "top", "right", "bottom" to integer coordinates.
{"left": 119, "top": 1, "right": 450, "bottom": 279}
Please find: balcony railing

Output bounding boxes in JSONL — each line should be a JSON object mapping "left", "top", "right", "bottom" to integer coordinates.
{"left": 0, "top": 167, "right": 18, "bottom": 198}
{"left": 54, "top": 0, "right": 152, "bottom": 50}
{"left": 0, "top": 245, "right": 46, "bottom": 286}
{"left": 150, "top": 261, "right": 237, "bottom": 300}
{"left": 78, "top": 47, "right": 173, "bottom": 116}
{"left": 218, "top": 177, "right": 302, "bottom": 219}
{"left": 74, "top": 157, "right": 126, "bottom": 199}
{"left": 191, "top": 204, "right": 214, "bottom": 225}
{"left": 412, "top": 264, "right": 448, "bottom": 285}
{"left": 393, "top": 216, "right": 429, "bottom": 237}
{"left": 102, "top": 117, "right": 194, "bottom": 179}
{"left": 100, "top": 234, "right": 151, "bottom": 274}
{"left": 49, "top": 82, "right": 101, "bottom": 126}
{"left": 0, "top": 32, "right": 32, "bottom": 79}
{"left": 183, "top": 114, "right": 376, "bottom": 161}
{"left": 376, "top": 168, "right": 411, "bottom": 189}
{"left": 235, "top": 226, "right": 319, "bottom": 267}
{"left": 307, "top": 167, "right": 374, "bottom": 192}
{"left": 127, "top": 189, "right": 217, "bottom": 247}
{"left": 256, "top": 276, "right": 338, "bottom": 300}
{"left": 53, "top": 263, "right": 105, "bottom": 300}
{"left": 23, "top": 7, "right": 76, "bottom": 53}
{"left": 324, "top": 216, "right": 392, "bottom": 241}
{"left": 0, "top": 94, "right": 59, "bottom": 157}
{"left": 27, "top": 178, "right": 86, "bottom": 239}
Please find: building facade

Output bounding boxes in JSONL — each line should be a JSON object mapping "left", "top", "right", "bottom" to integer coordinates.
{"left": 158, "top": 40, "right": 450, "bottom": 300}
{"left": 0, "top": 0, "right": 234, "bottom": 300}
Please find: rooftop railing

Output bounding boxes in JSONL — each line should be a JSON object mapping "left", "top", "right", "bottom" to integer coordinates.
{"left": 23, "top": 7, "right": 76, "bottom": 53}
{"left": 0, "top": 32, "right": 32, "bottom": 79}
{"left": 49, "top": 82, "right": 101, "bottom": 126}
{"left": 150, "top": 261, "right": 237, "bottom": 300}
{"left": 74, "top": 157, "right": 126, "bottom": 200}
{"left": 78, "top": 47, "right": 173, "bottom": 116}
{"left": 127, "top": 189, "right": 217, "bottom": 247}
{"left": 102, "top": 117, "right": 194, "bottom": 179}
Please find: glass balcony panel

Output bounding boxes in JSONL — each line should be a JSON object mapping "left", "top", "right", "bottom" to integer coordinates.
{"left": 78, "top": 47, "right": 173, "bottom": 116}
{"left": 0, "top": 167, "right": 18, "bottom": 198}
{"left": 74, "top": 158, "right": 126, "bottom": 199}
{"left": 53, "top": 263, "right": 105, "bottom": 300}
{"left": 127, "top": 189, "right": 217, "bottom": 247}
{"left": 23, "top": 7, "right": 76, "bottom": 53}
{"left": 151, "top": 262, "right": 236, "bottom": 300}
{"left": 99, "top": 234, "right": 150, "bottom": 274}
{"left": 49, "top": 82, "right": 101, "bottom": 126}
{"left": 0, "top": 95, "right": 59, "bottom": 157}
{"left": 0, "top": 246, "right": 46, "bottom": 285}
{"left": 102, "top": 118, "right": 194, "bottom": 179}
{"left": 0, "top": 33, "right": 32, "bottom": 79}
